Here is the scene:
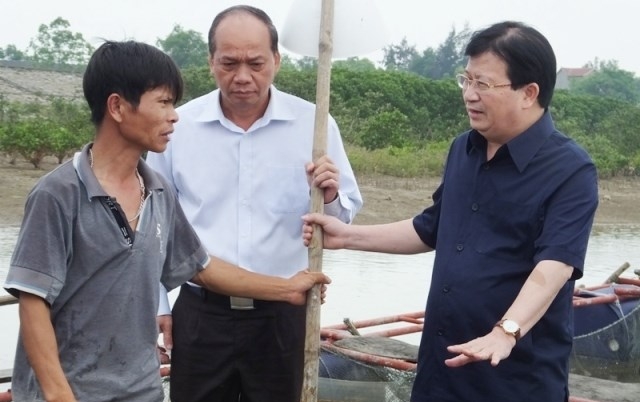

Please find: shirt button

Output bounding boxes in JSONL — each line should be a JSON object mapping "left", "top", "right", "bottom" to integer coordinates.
{"left": 456, "top": 244, "right": 464, "bottom": 251}
{"left": 437, "top": 329, "right": 444, "bottom": 336}
{"left": 471, "top": 203, "right": 479, "bottom": 211}
{"left": 483, "top": 164, "right": 490, "bottom": 170}
{"left": 443, "top": 286, "right": 450, "bottom": 293}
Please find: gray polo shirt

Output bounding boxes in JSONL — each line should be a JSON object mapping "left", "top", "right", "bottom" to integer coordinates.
{"left": 4, "top": 143, "right": 209, "bottom": 402}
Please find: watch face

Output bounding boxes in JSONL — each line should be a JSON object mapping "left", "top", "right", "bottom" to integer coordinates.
{"left": 503, "top": 320, "right": 519, "bottom": 333}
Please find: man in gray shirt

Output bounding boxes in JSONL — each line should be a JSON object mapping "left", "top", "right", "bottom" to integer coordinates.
{"left": 3, "top": 40, "right": 329, "bottom": 402}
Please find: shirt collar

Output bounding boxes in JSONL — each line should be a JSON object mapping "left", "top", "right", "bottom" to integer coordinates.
{"left": 466, "top": 111, "right": 555, "bottom": 172}
{"left": 194, "top": 85, "right": 297, "bottom": 129}
{"left": 74, "top": 143, "right": 104, "bottom": 201}
{"left": 73, "top": 143, "right": 166, "bottom": 201}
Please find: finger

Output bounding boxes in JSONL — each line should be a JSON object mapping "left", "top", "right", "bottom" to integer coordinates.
{"left": 446, "top": 344, "right": 469, "bottom": 354}
{"left": 158, "top": 347, "right": 171, "bottom": 364}
{"left": 301, "top": 213, "right": 327, "bottom": 225}
{"left": 491, "top": 353, "right": 502, "bottom": 366}
{"left": 313, "top": 171, "right": 339, "bottom": 186}
{"left": 313, "top": 273, "right": 331, "bottom": 284}
{"left": 305, "top": 161, "right": 314, "bottom": 173}
{"left": 322, "top": 174, "right": 338, "bottom": 187}
{"left": 320, "top": 285, "right": 327, "bottom": 304}
{"left": 323, "top": 189, "right": 339, "bottom": 204}
{"left": 444, "top": 354, "right": 472, "bottom": 368}
{"left": 160, "top": 323, "right": 173, "bottom": 350}
{"left": 157, "top": 344, "right": 171, "bottom": 364}
{"left": 315, "top": 156, "right": 336, "bottom": 170}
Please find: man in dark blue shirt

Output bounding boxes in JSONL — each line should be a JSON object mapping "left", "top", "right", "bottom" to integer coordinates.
{"left": 303, "top": 21, "right": 598, "bottom": 401}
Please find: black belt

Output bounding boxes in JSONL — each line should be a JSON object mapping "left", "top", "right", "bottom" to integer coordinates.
{"left": 182, "top": 284, "right": 255, "bottom": 310}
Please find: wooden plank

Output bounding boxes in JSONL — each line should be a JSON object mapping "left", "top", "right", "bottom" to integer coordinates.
{"left": 333, "top": 337, "right": 419, "bottom": 362}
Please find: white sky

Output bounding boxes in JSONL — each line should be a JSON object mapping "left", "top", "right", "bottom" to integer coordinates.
{"left": 1, "top": 0, "right": 639, "bottom": 75}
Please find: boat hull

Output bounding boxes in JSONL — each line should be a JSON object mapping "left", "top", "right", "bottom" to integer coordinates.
{"left": 571, "top": 292, "right": 640, "bottom": 382}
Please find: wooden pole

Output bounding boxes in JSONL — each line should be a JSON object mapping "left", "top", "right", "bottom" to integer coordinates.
{"left": 0, "top": 294, "right": 17, "bottom": 306}
{"left": 604, "top": 262, "right": 630, "bottom": 284}
{"left": 301, "top": 0, "right": 334, "bottom": 401}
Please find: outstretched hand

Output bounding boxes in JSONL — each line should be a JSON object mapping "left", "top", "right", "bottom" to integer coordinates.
{"left": 445, "top": 327, "right": 516, "bottom": 368}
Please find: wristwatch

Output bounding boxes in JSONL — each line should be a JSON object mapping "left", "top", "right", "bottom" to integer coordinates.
{"left": 495, "top": 319, "right": 521, "bottom": 341}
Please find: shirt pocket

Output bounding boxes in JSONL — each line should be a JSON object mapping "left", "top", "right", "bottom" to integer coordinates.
{"left": 264, "top": 165, "right": 310, "bottom": 214}
{"left": 473, "top": 199, "right": 542, "bottom": 261}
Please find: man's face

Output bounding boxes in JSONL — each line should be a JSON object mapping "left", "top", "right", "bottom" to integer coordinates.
{"left": 461, "top": 52, "right": 524, "bottom": 143}
{"left": 209, "top": 13, "right": 280, "bottom": 117}
{"left": 118, "top": 87, "right": 178, "bottom": 153}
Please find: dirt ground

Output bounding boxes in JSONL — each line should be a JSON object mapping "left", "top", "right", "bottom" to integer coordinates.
{"left": 1, "top": 156, "right": 640, "bottom": 228}
{"left": 353, "top": 172, "right": 640, "bottom": 227}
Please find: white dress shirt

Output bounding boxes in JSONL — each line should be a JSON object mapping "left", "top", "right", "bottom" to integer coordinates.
{"left": 149, "top": 86, "right": 362, "bottom": 313}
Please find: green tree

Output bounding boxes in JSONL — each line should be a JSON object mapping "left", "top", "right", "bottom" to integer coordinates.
{"left": 157, "top": 24, "right": 208, "bottom": 69}
{"left": 274, "top": 68, "right": 316, "bottom": 102}
{"left": 332, "top": 57, "right": 376, "bottom": 71}
{"left": 295, "top": 56, "right": 318, "bottom": 70}
{"left": 595, "top": 104, "right": 640, "bottom": 159}
{"left": 381, "top": 37, "right": 418, "bottom": 71}
{"left": 408, "top": 48, "right": 437, "bottom": 77}
{"left": 1, "top": 63, "right": 639, "bottom": 177}
{"left": 6, "top": 119, "right": 53, "bottom": 168}
{"left": 0, "top": 99, "right": 27, "bottom": 164}
{"left": 572, "top": 133, "right": 628, "bottom": 177}
{"left": 1, "top": 44, "right": 26, "bottom": 61}
{"left": 359, "top": 108, "right": 411, "bottom": 149}
{"left": 28, "top": 17, "right": 93, "bottom": 66}
{"left": 47, "top": 98, "right": 92, "bottom": 162}
{"left": 0, "top": 97, "right": 91, "bottom": 166}
{"left": 181, "top": 66, "right": 216, "bottom": 103}
{"left": 383, "top": 26, "right": 470, "bottom": 79}
{"left": 571, "top": 61, "right": 640, "bottom": 104}
{"left": 279, "top": 54, "right": 298, "bottom": 71}
{"left": 426, "top": 26, "right": 470, "bottom": 79}
{"left": 551, "top": 90, "right": 626, "bottom": 134}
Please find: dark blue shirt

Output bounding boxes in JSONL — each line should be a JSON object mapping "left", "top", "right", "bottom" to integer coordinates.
{"left": 411, "top": 112, "right": 598, "bottom": 402}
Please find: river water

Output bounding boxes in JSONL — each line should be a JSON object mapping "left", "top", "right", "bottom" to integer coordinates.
{"left": 1, "top": 224, "right": 639, "bottom": 393}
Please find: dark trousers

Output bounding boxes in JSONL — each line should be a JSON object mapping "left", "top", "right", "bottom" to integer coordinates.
{"left": 170, "top": 284, "right": 306, "bottom": 402}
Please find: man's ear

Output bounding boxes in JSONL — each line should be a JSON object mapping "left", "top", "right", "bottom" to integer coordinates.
{"left": 274, "top": 51, "right": 281, "bottom": 74}
{"left": 208, "top": 55, "right": 215, "bottom": 74}
{"left": 522, "top": 82, "right": 540, "bottom": 109}
{"left": 106, "top": 93, "right": 125, "bottom": 123}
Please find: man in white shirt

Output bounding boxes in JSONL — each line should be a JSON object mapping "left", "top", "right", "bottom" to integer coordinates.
{"left": 146, "top": 5, "right": 362, "bottom": 402}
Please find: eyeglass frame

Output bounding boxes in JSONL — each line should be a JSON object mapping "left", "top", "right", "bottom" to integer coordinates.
{"left": 456, "top": 74, "right": 512, "bottom": 91}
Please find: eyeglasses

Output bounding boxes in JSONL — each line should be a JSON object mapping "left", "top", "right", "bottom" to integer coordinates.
{"left": 456, "top": 74, "right": 511, "bottom": 91}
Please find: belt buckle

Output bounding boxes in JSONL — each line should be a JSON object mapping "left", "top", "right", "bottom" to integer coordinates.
{"left": 230, "top": 296, "right": 255, "bottom": 310}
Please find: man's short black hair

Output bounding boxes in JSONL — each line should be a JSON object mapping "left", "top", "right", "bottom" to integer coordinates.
{"left": 83, "top": 40, "right": 184, "bottom": 125}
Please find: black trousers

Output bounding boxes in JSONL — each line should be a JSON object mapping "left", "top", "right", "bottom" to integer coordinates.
{"left": 169, "top": 284, "right": 306, "bottom": 402}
